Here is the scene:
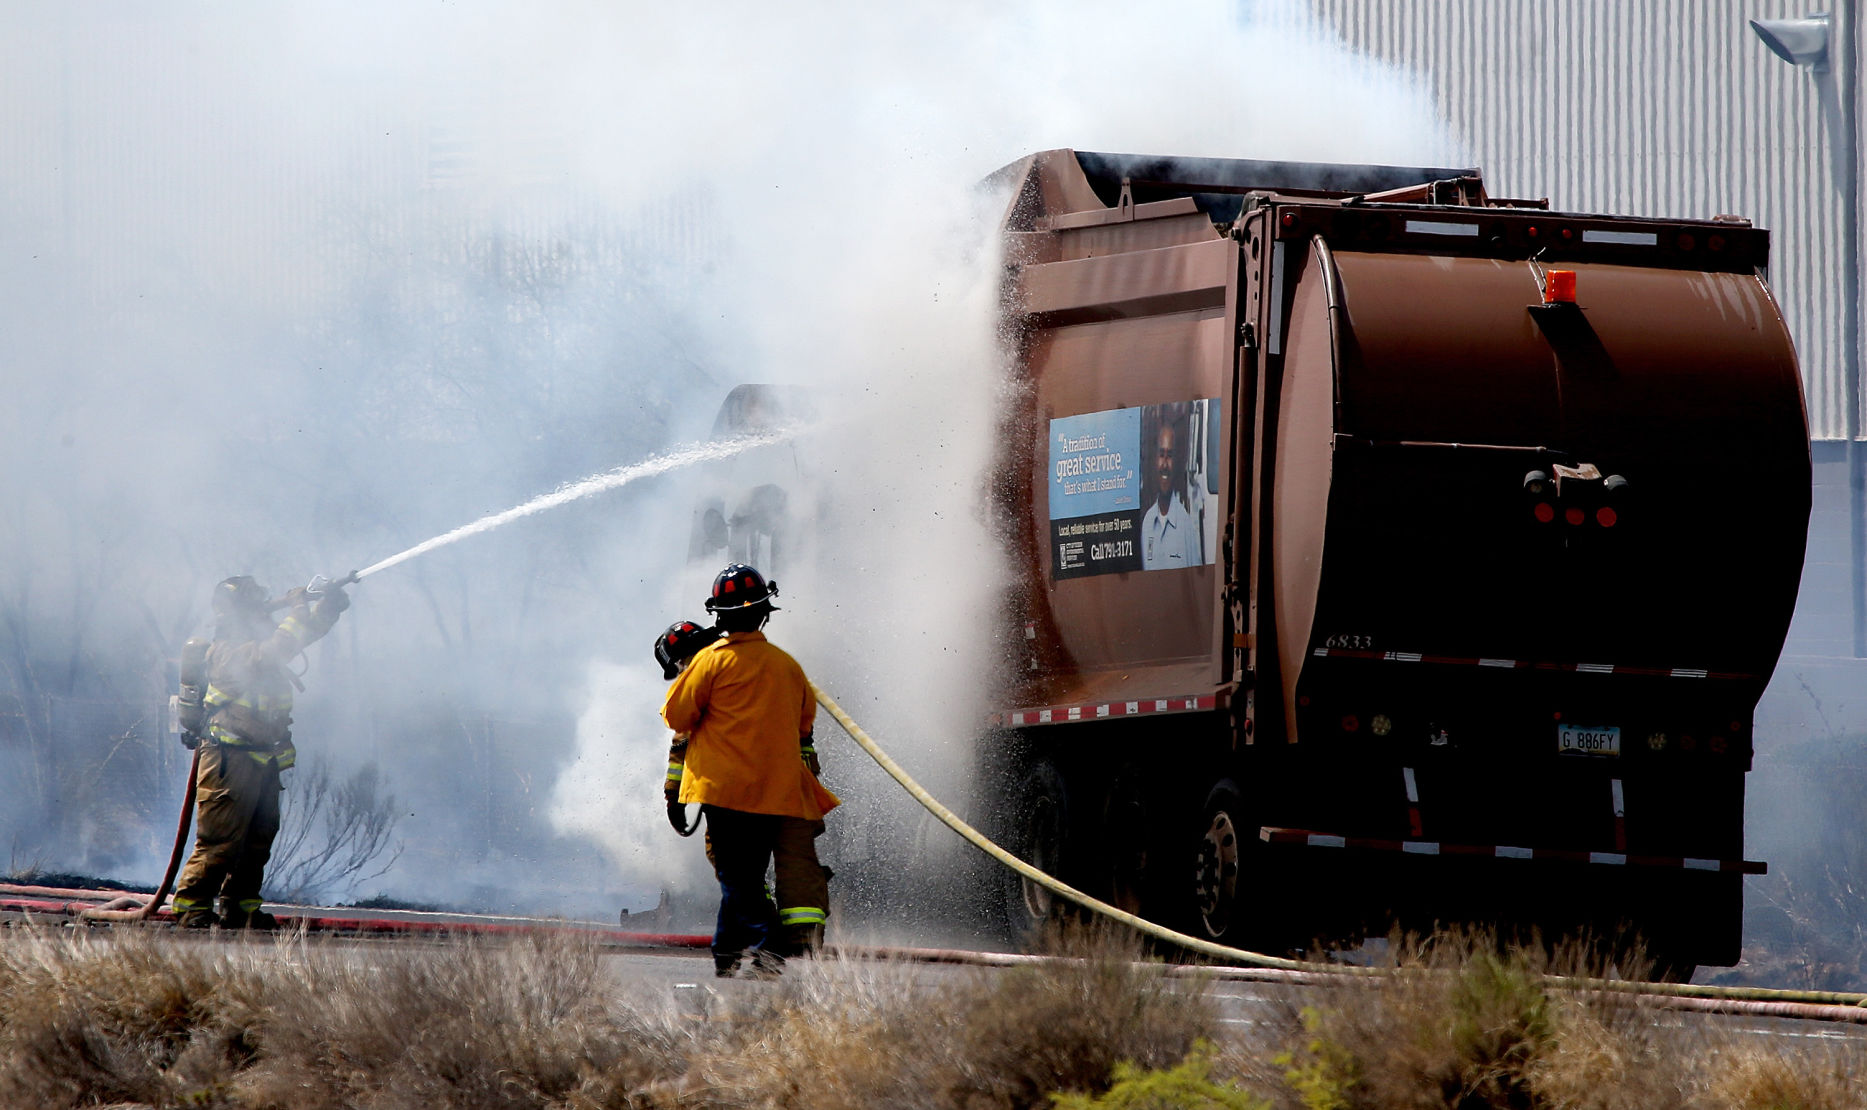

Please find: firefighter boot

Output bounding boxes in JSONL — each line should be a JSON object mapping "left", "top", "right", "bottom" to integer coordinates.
{"left": 175, "top": 909, "right": 220, "bottom": 930}
{"left": 220, "top": 903, "right": 280, "bottom": 930}
{"left": 744, "top": 948, "right": 786, "bottom": 980}
{"left": 776, "top": 922, "right": 825, "bottom": 958}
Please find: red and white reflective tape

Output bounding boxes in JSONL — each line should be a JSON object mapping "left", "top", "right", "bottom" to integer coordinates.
{"left": 1308, "top": 647, "right": 1747, "bottom": 681}
{"left": 1258, "top": 827, "right": 1765, "bottom": 874}
{"left": 995, "top": 694, "right": 1218, "bottom": 729}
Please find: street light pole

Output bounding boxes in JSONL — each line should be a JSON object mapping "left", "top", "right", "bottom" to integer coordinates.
{"left": 1752, "top": 7, "right": 1863, "bottom": 656}
{"left": 1844, "top": 5, "right": 1863, "bottom": 658}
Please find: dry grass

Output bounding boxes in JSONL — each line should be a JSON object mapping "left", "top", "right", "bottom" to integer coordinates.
{"left": 0, "top": 924, "right": 689, "bottom": 1109}
{"left": 0, "top": 920, "right": 1858, "bottom": 1110}
{"left": 670, "top": 922, "right": 1218, "bottom": 1110}
{"left": 1257, "top": 929, "right": 1867, "bottom": 1110}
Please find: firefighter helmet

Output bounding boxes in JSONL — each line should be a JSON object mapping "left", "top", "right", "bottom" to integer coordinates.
{"left": 655, "top": 619, "right": 721, "bottom": 680}
{"left": 211, "top": 576, "right": 270, "bottom": 620}
{"left": 704, "top": 563, "right": 779, "bottom": 613}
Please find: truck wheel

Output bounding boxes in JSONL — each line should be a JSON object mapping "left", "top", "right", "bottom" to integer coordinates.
{"left": 1003, "top": 759, "right": 1071, "bottom": 943}
{"left": 1193, "top": 779, "right": 1247, "bottom": 941}
{"left": 1102, "top": 766, "right": 1152, "bottom": 917}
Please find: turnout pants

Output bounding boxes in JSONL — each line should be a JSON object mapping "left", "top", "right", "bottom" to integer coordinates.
{"left": 172, "top": 742, "right": 283, "bottom": 920}
{"left": 702, "top": 806, "right": 830, "bottom": 970}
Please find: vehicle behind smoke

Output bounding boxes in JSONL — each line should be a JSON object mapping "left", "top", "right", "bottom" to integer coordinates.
{"left": 982, "top": 149, "right": 1808, "bottom": 977}
{"left": 692, "top": 151, "right": 1809, "bottom": 977}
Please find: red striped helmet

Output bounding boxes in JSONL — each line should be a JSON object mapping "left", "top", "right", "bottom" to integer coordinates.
{"left": 704, "top": 563, "right": 779, "bottom": 613}
{"left": 655, "top": 619, "right": 721, "bottom": 679}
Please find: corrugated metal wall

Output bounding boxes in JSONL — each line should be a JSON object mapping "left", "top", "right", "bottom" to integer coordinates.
{"left": 1303, "top": 0, "right": 1860, "bottom": 441}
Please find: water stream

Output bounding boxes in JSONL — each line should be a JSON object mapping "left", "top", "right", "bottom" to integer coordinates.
{"left": 353, "top": 430, "right": 796, "bottom": 581}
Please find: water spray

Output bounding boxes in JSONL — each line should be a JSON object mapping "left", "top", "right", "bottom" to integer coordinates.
{"left": 350, "top": 429, "right": 797, "bottom": 584}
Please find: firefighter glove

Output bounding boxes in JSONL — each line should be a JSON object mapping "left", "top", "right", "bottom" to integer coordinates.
{"left": 666, "top": 799, "right": 694, "bottom": 835}
{"left": 801, "top": 743, "right": 821, "bottom": 778}
{"left": 317, "top": 585, "right": 351, "bottom": 616}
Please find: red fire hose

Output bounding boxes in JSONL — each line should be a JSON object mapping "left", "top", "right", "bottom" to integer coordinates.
{"left": 77, "top": 745, "right": 198, "bottom": 922}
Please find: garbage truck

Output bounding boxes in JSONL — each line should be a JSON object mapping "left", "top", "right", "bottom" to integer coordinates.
{"left": 987, "top": 149, "right": 1810, "bottom": 976}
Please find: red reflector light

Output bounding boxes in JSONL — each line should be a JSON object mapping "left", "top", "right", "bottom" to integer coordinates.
{"left": 1544, "top": 270, "right": 1577, "bottom": 304}
{"left": 1596, "top": 506, "right": 1617, "bottom": 528}
{"left": 1342, "top": 715, "right": 1360, "bottom": 732}
{"left": 1534, "top": 502, "right": 1555, "bottom": 523}
{"left": 1564, "top": 506, "right": 1585, "bottom": 526}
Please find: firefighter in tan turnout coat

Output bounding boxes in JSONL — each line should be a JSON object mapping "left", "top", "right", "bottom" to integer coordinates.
{"left": 171, "top": 575, "right": 349, "bottom": 929}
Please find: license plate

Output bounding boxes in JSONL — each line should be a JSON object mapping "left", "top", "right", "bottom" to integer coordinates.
{"left": 1558, "top": 724, "right": 1621, "bottom": 757}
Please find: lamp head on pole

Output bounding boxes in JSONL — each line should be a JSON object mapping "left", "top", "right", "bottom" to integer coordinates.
{"left": 1750, "top": 13, "right": 1832, "bottom": 73}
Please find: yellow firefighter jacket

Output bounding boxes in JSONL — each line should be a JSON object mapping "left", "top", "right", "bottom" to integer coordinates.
{"left": 203, "top": 599, "right": 341, "bottom": 768}
{"left": 662, "top": 631, "right": 839, "bottom": 820}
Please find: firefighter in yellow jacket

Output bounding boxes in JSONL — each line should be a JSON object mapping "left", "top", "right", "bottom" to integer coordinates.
{"left": 662, "top": 564, "right": 838, "bottom": 977}
{"left": 171, "top": 575, "right": 349, "bottom": 929}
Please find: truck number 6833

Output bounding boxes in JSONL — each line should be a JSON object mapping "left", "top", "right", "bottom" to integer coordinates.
{"left": 1324, "top": 634, "right": 1374, "bottom": 649}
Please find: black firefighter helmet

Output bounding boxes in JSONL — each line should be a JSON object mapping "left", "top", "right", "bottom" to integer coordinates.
{"left": 655, "top": 619, "right": 722, "bottom": 680}
{"left": 703, "top": 563, "right": 779, "bottom": 615}
{"left": 211, "top": 576, "right": 271, "bottom": 621}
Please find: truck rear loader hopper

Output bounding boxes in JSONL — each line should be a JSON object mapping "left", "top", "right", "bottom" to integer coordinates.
{"left": 989, "top": 149, "right": 1810, "bottom": 976}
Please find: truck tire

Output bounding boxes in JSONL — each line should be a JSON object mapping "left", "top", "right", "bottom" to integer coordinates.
{"left": 1101, "top": 764, "right": 1153, "bottom": 917}
{"left": 1002, "top": 759, "right": 1071, "bottom": 944}
{"left": 1192, "top": 778, "right": 1249, "bottom": 942}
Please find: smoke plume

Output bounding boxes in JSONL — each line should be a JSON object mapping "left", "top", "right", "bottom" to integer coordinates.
{"left": 0, "top": 1, "right": 1449, "bottom": 919}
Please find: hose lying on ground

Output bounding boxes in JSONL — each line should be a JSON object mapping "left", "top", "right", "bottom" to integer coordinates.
{"left": 78, "top": 745, "right": 199, "bottom": 923}
{"left": 809, "top": 683, "right": 1867, "bottom": 1009}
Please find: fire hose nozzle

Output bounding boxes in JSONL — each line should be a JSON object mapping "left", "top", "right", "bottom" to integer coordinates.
{"left": 306, "top": 570, "right": 360, "bottom": 598}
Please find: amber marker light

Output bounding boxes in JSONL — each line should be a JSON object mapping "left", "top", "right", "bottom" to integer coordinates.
{"left": 1544, "top": 269, "right": 1577, "bottom": 304}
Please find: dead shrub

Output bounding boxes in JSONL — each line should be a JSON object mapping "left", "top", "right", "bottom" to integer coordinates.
{"left": 0, "top": 925, "right": 258, "bottom": 1108}
{"left": 228, "top": 930, "right": 688, "bottom": 1109}
{"left": 1269, "top": 931, "right": 1564, "bottom": 1109}
{"left": 938, "top": 924, "right": 1218, "bottom": 1109}
{"left": 1701, "top": 1045, "right": 1866, "bottom": 1110}
{"left": 0, "top": 924, "right": 690, "bottom": 1110}
{"left": 671, "top": 921, "right": 1219, "bottom": 1110}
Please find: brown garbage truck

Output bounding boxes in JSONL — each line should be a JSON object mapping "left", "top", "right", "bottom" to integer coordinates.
{"left": 988, "top": 149, "right": 1810, "bottom": 976}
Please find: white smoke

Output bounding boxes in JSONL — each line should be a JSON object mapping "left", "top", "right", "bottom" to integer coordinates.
{"left": 0, "top": 1, "right": 1451, "bottom": 917}
{"left": 538, "top": 0, "right": 1454, "bottom": 923}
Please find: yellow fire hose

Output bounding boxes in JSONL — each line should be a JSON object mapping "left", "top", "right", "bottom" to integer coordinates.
{"left": 810, "top": 684, "right": 1867, "bottom": 1010}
